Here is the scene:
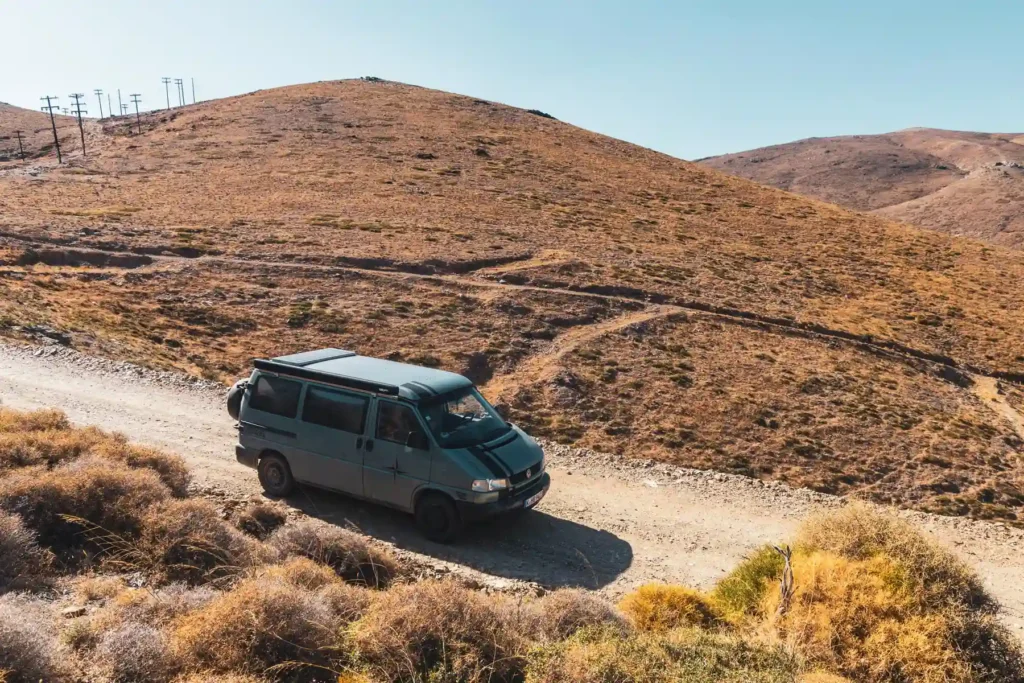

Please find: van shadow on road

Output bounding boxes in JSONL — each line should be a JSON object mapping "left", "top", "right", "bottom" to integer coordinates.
{"left": 282, "top": 485, "right": 633, "bottom": 590}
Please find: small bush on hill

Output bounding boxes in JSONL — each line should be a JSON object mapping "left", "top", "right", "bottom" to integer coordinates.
{"left": 0, "top": 511, "right": 53, "bottom": 591}
{"left": 91, "top": 439, "right": 191, "bottom": 497}
{"left": 529, "top": 588, "right": 627, "bottom": 641}
{"left": 349, "top": 579, "right": 529, "bottom": 683}
{"left": 525, "top": 626, "right": 797, "bottom": 683}
{"left": 711, "top": 544, "right": 785, "bottom": 619}
{"left": 171, "top": 575, "right": 345, "bottom": 678}
{"left": 95, "top": 621, "right": 178, "bottom": 683}
{"left": 135, "top": 499, "right": 268, "bottom": 584}
{"left": 0, "top": 407, "right": 68, "bottom": 433}
{"left": 0, "top": 594, "right": 69, "bottom": 683}
{"left": 234, "top": 500, "right": 289, "bottom": 540}
{"left": 0, "top": 457, "right": 169, "bottom": 556}
{"left": 268, "top": 519, "right": 397, "bottom": 587}
{"left": 618, "top": 583, "right": 723, "bottom": 632}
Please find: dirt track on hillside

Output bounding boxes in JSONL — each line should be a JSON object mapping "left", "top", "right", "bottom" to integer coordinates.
{"left": 1, "top": 340, "right": 1022, "bottom": 637}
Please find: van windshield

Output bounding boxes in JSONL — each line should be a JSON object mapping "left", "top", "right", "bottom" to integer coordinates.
{"left": 419, "top": 387, "right": 511, "bottom": 449}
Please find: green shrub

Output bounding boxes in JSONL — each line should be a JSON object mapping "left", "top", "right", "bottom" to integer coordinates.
{"left": 710, "top": 545, "right": 784, "bottom": 619}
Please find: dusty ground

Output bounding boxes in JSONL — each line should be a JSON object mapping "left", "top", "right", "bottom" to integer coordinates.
{"left": 701, "top": 127, "right": 1024, "bottom": 249}
{"left": 1, "top": 339, "right": 1021, "bottom": 638}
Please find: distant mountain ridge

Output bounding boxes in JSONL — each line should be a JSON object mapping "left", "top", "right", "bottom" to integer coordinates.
{"left": 700, "top": 128, "right": 1024, "bottom": 249}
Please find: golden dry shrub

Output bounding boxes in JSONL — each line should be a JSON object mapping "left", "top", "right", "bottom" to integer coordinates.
{"left": 348, "top": 579, "right": 529, "bottom": 683}
{"left": 766, "top": 550, "right": 1024, "bottom": 683}
{"left": 0, "top": 427, "right": 107, "bottom": 472}
{"left": 0, "top": 407, "right": 68, "bottom": 433}
{"left": 0, "top": 511, "right": 53, "bottom": 591}
{"left": 528, "top": 588, "right": 627, "bottom": 641}
{"left": 268, "top": 519, "right": 397, "bottom": 587}
{"left": 797, "top": 504, "right": 991, "bottom": 611}
{"left": 135, "top": 499, "right": 269, "bottom": 584}
{"left": 618, "top": 584, "right": 723, "bottom": 632}
{"left": 90, "top": 439, "right": 191, "bottom": 497}
{"left": 0, "top": 457, "right": 169, "bottom": 554}
{"left": 262, "top": 557, "right": 372, "bottom": 624}
{"left": 0, "top": 594, "right": 70, "bottom": 683}
{"left": 172, "top": 675, "right": 267, "bottom": 683}
{"left": 170, "top": 575, "right": 345, "bottom": 677}
{"left": 233, "top": 500, "right": 289, "bottom": 540}
{"left": 525, "top": 626, "right": 797, "bottom": 683}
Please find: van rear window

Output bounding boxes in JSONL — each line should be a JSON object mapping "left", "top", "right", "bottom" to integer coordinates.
{"left": 248, "top": 375, "right": 302, "bottom": 418}
{"left": 302, "top": 386, "right": 368, "bottom": 434}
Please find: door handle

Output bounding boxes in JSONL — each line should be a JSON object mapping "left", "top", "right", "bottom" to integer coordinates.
{"left": 365, "top": 440, "right": 374, "bottom": 452}
{"left": 356, "top": 437, "right": 363, "bottom": 449}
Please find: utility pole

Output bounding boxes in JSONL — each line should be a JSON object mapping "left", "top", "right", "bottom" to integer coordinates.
{"left": 69, "top": 93, "right": 87, "bottom": 156}
{"left": 62, "top": 108, "right": 69, "bottom": 115}
{"left": 107, "top": 93, "right": 113, "bottom": 118}
{"left": 174, "top": 78, "right": 184, "bottom": 106}
{"left": 118, "top": 89, "right": 123, "bottom": 118}
{"left": 40, "top": 95, "right": 62, "bottom": 163}
{"left": 94, "top": 89, "right": 104, "bottom": 119}
{"left": 130, "top": 93, "right": 142, "bottom": 134}
{"left": 161, "top": 77, "right": 171, "bottom": 109}
{"left": 121, "top": 104, "right": 128, "bottom": 115}
{"left": 191, "top": 77, "right": 196, "bottom": 104}
{"left": 14, "top": 130, "right": 25, "bottom": 162}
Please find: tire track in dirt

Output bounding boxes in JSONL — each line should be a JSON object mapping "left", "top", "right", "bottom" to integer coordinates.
{"left": 973, "top": 376, "right": 1024, "bottom": 441}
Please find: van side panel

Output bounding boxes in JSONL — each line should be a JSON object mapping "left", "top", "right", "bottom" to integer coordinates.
{"left": 289, "top": 384, "right": 369, "bottom": 496}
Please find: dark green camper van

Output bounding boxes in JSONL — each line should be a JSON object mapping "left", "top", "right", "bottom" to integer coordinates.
{"left": 228, "top": 349, "right": 550, "bottom": 542}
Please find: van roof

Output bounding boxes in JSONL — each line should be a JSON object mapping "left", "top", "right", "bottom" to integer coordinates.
{"left": 259, "top": 348, "right": 473, "bottom": 401}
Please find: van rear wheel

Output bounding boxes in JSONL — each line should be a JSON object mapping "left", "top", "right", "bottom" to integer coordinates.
{"left": 258, "top": 453, "right": 295, "bottom": 497}
{"left": 415, "top": 493, "right": 462, "bottom": 543}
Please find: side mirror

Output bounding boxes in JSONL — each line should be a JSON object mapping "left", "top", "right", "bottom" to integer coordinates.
{"left": 406, "top": 431, "right": 429, "bottom": 451}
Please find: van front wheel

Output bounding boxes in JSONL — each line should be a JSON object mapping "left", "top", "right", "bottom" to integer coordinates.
{"left": 415, "top": 493, "right": 462, "bottom": 543}
{"left": 258, "top": 453, "right": 295, "bottom": 497}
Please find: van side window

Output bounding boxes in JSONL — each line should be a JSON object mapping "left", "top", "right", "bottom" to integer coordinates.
{"left": 248, "top": 375, "right": 302, "bottom": 418}
{"left": 302, "top": 386, "right": 368, "bottom": 434}
{"left": 376, "top": 402, "right": 428, "bottom": 448}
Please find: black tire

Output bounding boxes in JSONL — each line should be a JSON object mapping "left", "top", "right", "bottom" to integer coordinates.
{"left": 414, "top": 492, "right": 462, "bottom": 543}
{"left": 257, "top": 453, "right": 295, "bottom": 497}
{"left": 226, "top": 379, "right": 246, "bottom": 420}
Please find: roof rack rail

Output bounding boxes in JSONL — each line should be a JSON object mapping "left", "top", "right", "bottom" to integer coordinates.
{"left": 253, "top": 359, "right": 401, "bottom": 396}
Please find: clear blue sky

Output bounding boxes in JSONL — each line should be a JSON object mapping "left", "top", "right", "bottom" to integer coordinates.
{"left": 2, "top": 0, "right": 1022, "bottom": 159}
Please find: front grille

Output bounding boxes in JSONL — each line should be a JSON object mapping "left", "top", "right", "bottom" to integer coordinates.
{"left": 510, "top": 461, "right": 542, "bottom": 487}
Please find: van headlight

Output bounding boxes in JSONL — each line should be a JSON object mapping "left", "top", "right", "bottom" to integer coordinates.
{"left": 472, "top": 478, "right": 509, "bottom": 492}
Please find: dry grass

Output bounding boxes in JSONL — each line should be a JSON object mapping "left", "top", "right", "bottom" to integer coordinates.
{"left": 528, "top": 588, "right": 627, "bottom": 641}
{"left": 0, "top": 457, "right": 170, "bottom": 557}
{"left": 170, "top": 574, "right": 346, "bottom": 678}
{"left": 95, "top": 621, "right": 178, "bottom": 682}
{"left": 525, "top": 626, "right": 797, "bottom": 683}
{"left": 234, "top": 500, "right": 289, "bottom": 540}
{"left": 710, "top": 545, "right": 786, "bottom": 620}
{"left": 0, "top": 594, "right": 69, "bottom": 683}
{"left": 268, "top": 519, "right": 397, "bottom": 588}
{"left": 348, "top": 579, "right": 529, "bottom": 683}
{"left": 618, "top": 583, "right": 723, "bottom": 632}
{"left": 134, "top": 498, "right": 268, "bottom": 584}
{"left": 0, "top": 510, "right": 53, "bottom": 592}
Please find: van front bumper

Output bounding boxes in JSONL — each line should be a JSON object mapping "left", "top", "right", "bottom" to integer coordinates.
{"left": 235, "top": 444, "right": 258, "bottom": 469}
{"left": 457, "top": 473, "right": 551, "bottom": 522}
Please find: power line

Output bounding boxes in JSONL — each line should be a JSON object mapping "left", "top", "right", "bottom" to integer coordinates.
{"left": 161, "top": 77, "right": 172, "bottom": 110}
{"left": 69, "top": 93, "right": 87, "bottom": 156}
{"left": 129, "top": 93, "right": 142, "bottom": 134}
{"left": 14, "top": 130, "right": 25, "bottom": 162}
{"left": 39, "top": 95, "right": 62, "bottom": 164}
{"left": 94, "top": 89, "right": 104, "bottom": 119}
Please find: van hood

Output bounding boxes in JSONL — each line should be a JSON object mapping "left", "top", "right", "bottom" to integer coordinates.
{"left": 462, "top": 425, "right": 543, "bottom": 480}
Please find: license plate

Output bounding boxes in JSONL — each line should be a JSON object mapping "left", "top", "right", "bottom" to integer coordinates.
{"left": 524, "top": 488, "right": 547, "bottom": 509}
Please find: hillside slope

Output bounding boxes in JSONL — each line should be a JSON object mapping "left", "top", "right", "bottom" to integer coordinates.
{"left": 700, "top": 128, "right": 1024, "bottom": 249}
{"left": 1, "top": 80, "right": 1023, "bottom": 523}
{"left": 0, "top": 101, "right": 79, "bottom": 161}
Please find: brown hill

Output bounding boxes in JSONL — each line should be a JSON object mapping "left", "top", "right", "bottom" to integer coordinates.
{"left": 700, "top": 128, "right": 1024, "bottom": 249}
{"left": 1, "top": 81, "right": 1023, "bottom": 523}
{"left": 0, "top": 101, "right": 79, "bottom": 162}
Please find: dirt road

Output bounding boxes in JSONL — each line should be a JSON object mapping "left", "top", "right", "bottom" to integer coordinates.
{"left": 1, "top": 340, "right": 1022, "bottom": 635}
